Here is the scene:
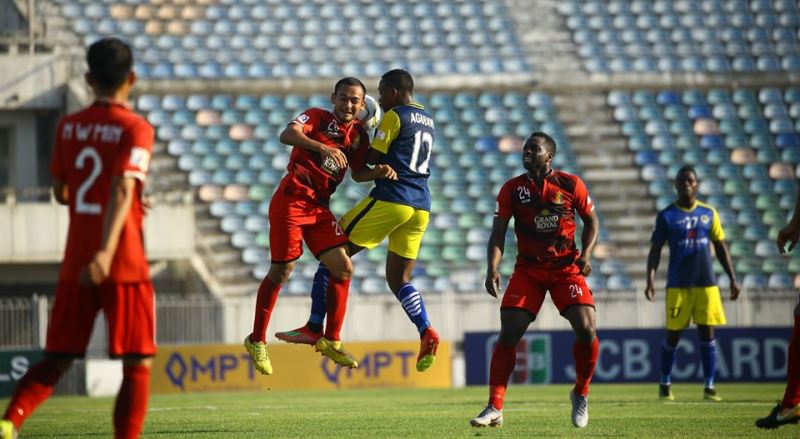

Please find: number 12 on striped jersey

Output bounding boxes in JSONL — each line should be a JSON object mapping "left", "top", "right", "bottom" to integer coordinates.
{"left": 409, "top": 130, "right": 433, "bottom": 174}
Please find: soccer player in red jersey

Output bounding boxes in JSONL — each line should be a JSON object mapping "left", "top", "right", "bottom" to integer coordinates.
{"left": 756, "top": 188, "right": 800, "bottom": 429}
{"left": 243, "top": 77, "right": 397, "bottom": 374}
{"left": 470, "top": 132, "right": 600, "bottom": 429}
{"left": 0, "top": 38, "right": 155, "bottom": 439}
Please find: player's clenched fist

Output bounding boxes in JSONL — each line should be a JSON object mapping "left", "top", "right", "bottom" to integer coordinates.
{"left": 80, "top": 250, "right": 112, "bottom": 286}
{"left": 321, "top": 145, "right": 348, "bottom": 170}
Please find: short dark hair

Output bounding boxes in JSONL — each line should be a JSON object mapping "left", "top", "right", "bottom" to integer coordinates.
{"left": 676, "top": 164, "right": 697, "bottom": 179}
{"left": 530, "top": 131, "right": 557, "bottom": 155}
{"left": 381, "top": 69, "right": 414, "bottom": 94}
{"left": 86, "top": 37, "right": 133, "bottom": 90}
{"left": 333, "top": 77, "right": 366, "bottom": 96}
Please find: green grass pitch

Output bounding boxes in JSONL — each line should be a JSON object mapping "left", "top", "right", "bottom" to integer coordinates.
{"left": 2, "top": 383, "right": 794, "bottom": 438}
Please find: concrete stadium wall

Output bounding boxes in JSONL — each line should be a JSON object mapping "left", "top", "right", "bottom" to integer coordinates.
{"left": 0, "top": 54, "right": 68, "bottom": 110}
{"left": 0, "top": 201, "right": 196, "bottom": 262}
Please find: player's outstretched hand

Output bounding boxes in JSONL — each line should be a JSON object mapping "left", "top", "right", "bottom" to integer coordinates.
{"left": 644, "top": 284, "right": 656, "bottom": 301}
{"left": 729, "top": 281, "right": 741, "bottom": 301}
{"left": 776, "top": 223, "right": 800, "bottom": 254}
{"left": 79, "top": 250, "right": 112, "bottom": 286}
{"left": 485, "top": 271, "right": 501, "bottom": 298}
{"left": 321, "top": 145, "right": 348, "bottom": 170}
{"left": 575, "top": 256, "right": 592, "bottom": 276}
{"left": 374, "top": 164, "right": 398, "bottom": 180}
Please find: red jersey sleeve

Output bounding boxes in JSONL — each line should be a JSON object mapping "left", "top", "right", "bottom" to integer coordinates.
{"left": 495, "top": 181, "right": 514, "bottom": 219}
{"left": 49, "top": 119, "right": 66, "bottom": 181}
{"left": 291, "top": 108, "right": 324, "bottom": 134}
{"left": 573, "top": 177, "right": 595, "bottom": 217}
{"left": 348, "top": 128, "right": 371, "bottom": 172}
{"left": 114, "top": 119, "right": 154, "bottom": 181}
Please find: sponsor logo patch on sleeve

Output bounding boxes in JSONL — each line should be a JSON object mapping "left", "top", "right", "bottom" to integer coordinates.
{"left": 129, "top": 146, "right": 151, "bottom": 172}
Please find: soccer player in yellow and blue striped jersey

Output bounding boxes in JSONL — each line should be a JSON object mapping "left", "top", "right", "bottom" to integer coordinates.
{"left": 645, "top": 165, "right": 740, "bottom": 402}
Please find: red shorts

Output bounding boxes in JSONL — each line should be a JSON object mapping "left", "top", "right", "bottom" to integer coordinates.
{"left": 45, "top": 281, "right": 156, "bottom": 358}
{"left": 502, "top": 265, "right": 595, "bottom": 315}
{"left": 268, "top": 191, "right": 348, "bottom": 263}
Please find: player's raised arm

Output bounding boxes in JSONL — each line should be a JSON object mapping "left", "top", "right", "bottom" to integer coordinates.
{"left": 280, "top": 122, "right": 347, "bottom": 170}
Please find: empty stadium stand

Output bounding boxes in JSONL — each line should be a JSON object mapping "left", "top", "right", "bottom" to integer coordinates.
{"left": 141, "top": 90, "right": 632, "bottom": 294}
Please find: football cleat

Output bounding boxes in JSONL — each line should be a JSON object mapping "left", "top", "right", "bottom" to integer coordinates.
{"left": 470, "top": 404, "right": 503, "bottom": 428}
{"left": 659, "top": 384, "right": 675, "bottom": 401}
{"left": 416, "top": 327, "right": 440, "bottom": 372}
{"left": 0, "top": 420, "right": 17, "bottom": 439}
{"left": 243, "top": 335, "right": 273, "bottom": 375}
{"left": 755, "top": 402, "right": 800, "bottom": 429}
{"left": 314, "top": 337, "right": 359, "bottom": 368}
{"left": 703, "top": 387, "right": 722, "bottom": 402}
{"left": 275, "top": 325, "right": 321, "bottom": 345}
{"left": 570, "top": 390, "right": 589, "bottom": 428}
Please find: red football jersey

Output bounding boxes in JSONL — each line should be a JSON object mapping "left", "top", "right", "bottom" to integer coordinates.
{"left": 49, "top": 100, "right": 153, "bottom": 283}
{"left": 495, "top": 170, "right": 595, "bottom": 269}
{"left": 279, "top": 107, "right": 370, "bottom": 204}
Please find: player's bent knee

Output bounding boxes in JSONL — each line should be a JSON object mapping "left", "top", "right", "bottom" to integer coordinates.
{"left": 267, "top": 263, "right": 294, "bottom": 284}
{"left": 332, "top": 264, "right": 353, "bottom": 281}
{"left": 325, "top": 256, "right": 353, "bottom": 280}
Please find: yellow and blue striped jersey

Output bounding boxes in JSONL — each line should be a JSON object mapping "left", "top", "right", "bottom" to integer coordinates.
{"left": 651, "top": 201, "right": 725, "bottom": 288}
{"left": 369, "top": 103, "right": 434, "bottom": 210}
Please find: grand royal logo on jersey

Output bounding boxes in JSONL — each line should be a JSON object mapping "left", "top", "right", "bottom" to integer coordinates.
{"left": 534, "top": 208, "right": 560, "bottom": 233}
{"left": 320, "top": 156, "right": 340, "bottom": 175}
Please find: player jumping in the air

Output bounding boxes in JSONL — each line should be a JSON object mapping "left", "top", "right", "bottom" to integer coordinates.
{"left": 276, "top": 69, "right": 441, "bottom": 373}
{"left": 243, "top": 77, "right": 396, "bottom": 375}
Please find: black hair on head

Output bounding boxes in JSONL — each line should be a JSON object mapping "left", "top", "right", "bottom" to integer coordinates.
{"left": 87, "top": 37, "right": 133, "bottom": 90}
{"left": 380, "top": 69, "right": 414, "bottom": 94}
{"left": 531, "top": 131, "right": 557, "bottom": 155}
{"left": 333, "top": 77, "right": 366, "bottom": 96}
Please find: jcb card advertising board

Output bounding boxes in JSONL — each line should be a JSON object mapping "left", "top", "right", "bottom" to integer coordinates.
{"left": 152, "top": 341, "right": 451, "bottom": 393}
{"left": 464, "top": 328, "right": 790, "bottom": 385}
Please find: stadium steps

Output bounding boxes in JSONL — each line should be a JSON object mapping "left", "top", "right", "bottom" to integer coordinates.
{"left": 554, "top": 91, "right": 657, "bottom": 288}
{"left": 504, "top": 0, "right": 583, "bottom": 73}
{"left": 42, "top": 3, "right": 81, "bottom": 50}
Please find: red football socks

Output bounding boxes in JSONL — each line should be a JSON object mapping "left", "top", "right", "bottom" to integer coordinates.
{"left": 113, "top": 364, "right": 151, "bottom": 439}
{"left": 3, "top": 359, "right": 63, "bottom": 428}
{"left": 251, "top": 276, "right": 281, "bottom": 343}
{"left": 783, "top": 314, "right": 800, "bottom": 408}
{"left": 324, "top": 276, "right": 350, "bottom": 341}
{"left": 573, "top": 337, "right": 599, "bottom": 397}
{"left": 488, "top": 341, "right": 516, "bottom": 410}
